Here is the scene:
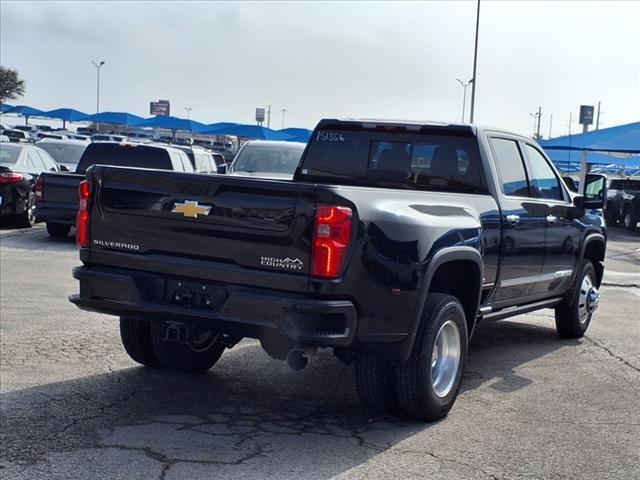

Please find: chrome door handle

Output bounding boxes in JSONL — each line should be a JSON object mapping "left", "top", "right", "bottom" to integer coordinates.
{"left": 546, "top": 215, "right": 557, "bottom": 224}
{"left": 506, "top": 214, "right": 520, "bottom": 225}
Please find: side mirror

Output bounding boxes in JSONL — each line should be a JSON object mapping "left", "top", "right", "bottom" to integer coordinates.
{"left": 580, "top": 173, "right": 607, "bottom": 210}
{"left": 217, "top": 164, "right": 228, "bottom": 174}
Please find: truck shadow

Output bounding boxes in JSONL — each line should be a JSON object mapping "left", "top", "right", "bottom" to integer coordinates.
{"left": 0, "top": 318, "right": 574, "bottom": 478}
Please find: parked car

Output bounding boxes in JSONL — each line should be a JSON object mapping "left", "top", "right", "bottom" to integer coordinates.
{"left": 37, "top": 139, "right": 89, "bottom": 172}
{"left": 0, "top": 142, "right": 59, "bottom": 227}
{"left": 223, "top": 140, "right": 306, "bottom": 179}
{"left": 69, "top": 119, "right": 607, "bottom": 421}
{"left": 76, "top": 127, "right": 97, "bottom": 136}
{"left": 36, "top": 142, "right": 194, "bottom": 238}
{"left": 3, "top": 129, "right": 30, "bottom": 143}
{"left": 605, "top": 178, "right": 640, "bottom": 230}
{"left": 172, "top": 145, "right": 219, "bottom": 173}
{"left": 91, "top": 134, "right": 126, "bottom": 143}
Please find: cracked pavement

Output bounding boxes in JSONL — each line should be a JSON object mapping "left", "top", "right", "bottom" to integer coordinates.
{"left": 1, "top": 224, "right": 639, "bottom": 479}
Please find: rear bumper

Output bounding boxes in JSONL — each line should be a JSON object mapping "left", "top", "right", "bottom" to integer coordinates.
{"left": 35, "top": 203, "right": 77, "bottom": 225}
{"left": 70, "top": 265, "right": 358, "bottom": 347}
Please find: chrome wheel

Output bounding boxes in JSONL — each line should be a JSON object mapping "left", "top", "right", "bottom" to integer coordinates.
{"left": 431, "top": 320, "right": 461, "bottom": 398}
{"left": 27, "top": 197, "right": 36, "bottom": 226}
{"left": 578, "top": 274, "right": 598, "bottom": 323}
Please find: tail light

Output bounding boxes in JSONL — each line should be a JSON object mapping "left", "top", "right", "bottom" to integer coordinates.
{"left": 311, "top": 205, "right": 353, "bottom": 279}
{"left": 35, "top": 176, "right": 45, "bottom": 201}
{"left": 0, "top": 172, "right": 23, "bottom": 184}
{"left": 76, "top": 180, "right": 91, "bottom": 248}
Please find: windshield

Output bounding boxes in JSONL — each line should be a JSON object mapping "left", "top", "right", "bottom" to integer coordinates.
{"left": 38, "top": 143, "right": 86, "bottom": 166}
{"left": 0, "top": 145, "right": 20, "bottom": 165}
{"left": 231, "top": 143, "right": 304, "bottom": 174}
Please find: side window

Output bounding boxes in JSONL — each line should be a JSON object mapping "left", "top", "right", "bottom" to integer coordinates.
{"left": 26, "top": 150, "right": 45, "bottom": 172}
{"left": 38, "top": 151, "right": 58, "bottom": 171}
{"left": 523, "top": 144, "right": 563, "bottom": 201}
{"left": 489, "top": 138, "right": 529, "bottom": 197}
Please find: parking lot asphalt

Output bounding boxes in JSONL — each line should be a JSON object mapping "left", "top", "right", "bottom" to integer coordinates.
{"left": 1, "top": 222, "right": 639, "bottom": 480}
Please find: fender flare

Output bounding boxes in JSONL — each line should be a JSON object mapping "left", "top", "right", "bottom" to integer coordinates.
{"left": 402, "top": 246, "right": 484, "bottom": 360}
{"left": 579, "top": 232, "right": 606, "bottom": 287}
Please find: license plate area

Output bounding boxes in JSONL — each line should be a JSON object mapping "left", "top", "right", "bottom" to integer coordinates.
{"left": 163, "top": 279, "right": 228, "bottom": 312}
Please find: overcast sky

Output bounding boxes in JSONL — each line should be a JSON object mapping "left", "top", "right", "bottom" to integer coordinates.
{"left": 1, "top": 1, "right": 638, "bottom": 137}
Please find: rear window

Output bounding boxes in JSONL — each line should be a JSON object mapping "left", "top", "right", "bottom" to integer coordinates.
{"left": 0, "top": 145, "right": 20, "bottom": 164}
{"left": 38, "top": 142, "right": 86, "bottom": 166}
{"left": 299, "top": 128, "right": 487, "bottom": 193}
{"left": 75, "top": 144, "right": 173, "bottom": 173}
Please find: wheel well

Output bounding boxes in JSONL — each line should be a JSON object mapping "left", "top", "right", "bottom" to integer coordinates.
{"left": 583, "top": 239, "right": 605, "bottom": 287}
{"left": 428, "top": 260, "right": 481, "bottom": 336}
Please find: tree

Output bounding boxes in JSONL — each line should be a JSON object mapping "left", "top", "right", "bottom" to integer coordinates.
{"left": 0, "top": 66, "right": 26, "bottom": 105}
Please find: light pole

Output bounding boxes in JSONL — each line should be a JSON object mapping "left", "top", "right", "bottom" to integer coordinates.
{"left": 469, "top": 0, "right": 480, "bottom": 123}
{"left": 281, "top": 109, "right": 286, "bottom": 129}
{"left": 184, "top": 107, "right": 192, "bottom": 119}
{"left": 456, "top": 78, "right": 473, "bottom": 123}
{"left": 91, "top": 60, "right": 105, "bottom": 114}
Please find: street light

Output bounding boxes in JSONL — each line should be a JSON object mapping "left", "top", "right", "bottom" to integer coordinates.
{"left": 456, "top": 78, "right": 473, "bottom": 123}
{"left": 469, "top": 0, "right": 481, "bottom": 123}
{"left": 281, "top": 109, "right": 286, "bottom": 129}
{"left": 184, "top": 107, "right": 192, "bottom": 119}
{"left": 91, "top": 60, "right": 106, "bottom": 114}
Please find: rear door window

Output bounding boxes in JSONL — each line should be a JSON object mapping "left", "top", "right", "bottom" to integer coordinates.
{"left": 488, "top": 138, "right": 530, "bottom": 197}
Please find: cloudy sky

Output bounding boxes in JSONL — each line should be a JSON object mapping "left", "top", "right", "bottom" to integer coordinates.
{"left": 1, "top": 1, "right": 638, "bottom": 137}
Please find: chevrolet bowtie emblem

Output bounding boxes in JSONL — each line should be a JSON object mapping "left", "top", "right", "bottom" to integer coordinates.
{"left": 171, "top": 200, "right": 212, "bottom": 218}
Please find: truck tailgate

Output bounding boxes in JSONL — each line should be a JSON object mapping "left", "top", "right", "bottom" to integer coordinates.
{"left": 88, "top": 166, "right": 316, "bottom": 275}
{"left": 40, "top": 172, "right": 84, "bottom": 204}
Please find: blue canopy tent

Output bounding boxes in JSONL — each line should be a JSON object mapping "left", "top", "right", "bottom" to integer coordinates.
{"left": 86, "top": 112, "right": 146, "bottom": 126}
{"left": 201, "top": 123, "right": 293, "bottom": 141}
{"left": 277, "top": 128, "right": 312, "bottom": 143}
{"left": 540, "top": 122, "right": 640, "bottom": 176}
{"left": 4, "top": 105, "right": 47, "bottom": 124}
{"left": 42, "top": 108, "right": 90, "bottom": 129}
{"left": 1, "top": 103, "right": 14, "bottom": 113}
{"left": 137, "top": 115, "right": 207, "bottom": 133}
{"left": 205, "top": 122, "right": 237, "bottom": 131}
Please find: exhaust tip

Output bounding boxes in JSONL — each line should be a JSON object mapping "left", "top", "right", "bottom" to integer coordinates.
{"left": 285, "top": 346, "right": 316, "bottom": 371}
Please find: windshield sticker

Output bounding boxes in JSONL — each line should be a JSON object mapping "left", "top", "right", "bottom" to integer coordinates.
{"left": 316, "top": 131, "right": 345, "bottom": 143}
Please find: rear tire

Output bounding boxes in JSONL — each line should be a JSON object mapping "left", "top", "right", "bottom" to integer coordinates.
{"left": 150, "top": 320, "right": 225, "bottom": 373}
{"left": 555, "top": 259, "right": 598, "bottom": 338}
{"left": 623, "top": 210, "right": 638, "bottom": 231}
{"left": 46, "top": 222, "right": 71, "bottom": 238}
{"left": 119, "top": 317, "right": 163, "bottom": 367}
{"left": 16, "top": 193, "right": 36, "bottom": 228}
{"left": 354, "top": 353, "right": 398, "bottom": 414}
{"left": 395, "top": 294, "right": 468, "bottom": 421}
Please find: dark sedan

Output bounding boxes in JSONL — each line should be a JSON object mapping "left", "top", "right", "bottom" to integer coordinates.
{"left": 0, "top": 143, "right": 60, "bottom": 227}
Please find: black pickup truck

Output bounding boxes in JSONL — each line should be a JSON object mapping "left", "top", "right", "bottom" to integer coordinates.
{"left": 35, "top": 142, "right": 194, "bottom": 238}
{"left": 70, "top": 119, "right": 608, "bottom": 421}
{"left": 605, "top": 178, "right": 639, "bottom": 230}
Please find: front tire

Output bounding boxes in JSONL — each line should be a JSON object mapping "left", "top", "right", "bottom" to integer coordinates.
{"left": 623, "top": 210, "right": 638, "bottom": 231}
{"left": 555, "top": 259, "right": 598, "bottom": 338}
{"left": 150, "top": 320, "right": 225, "bottom": 373}
{"left": 46, "top": 222, "right": 71, "bottom": 238}
{"left": 119, "top": 317, "right": 162, "bottom": 367}
{"left": 395, "top": 294, "right": 468, "bottom": 421}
